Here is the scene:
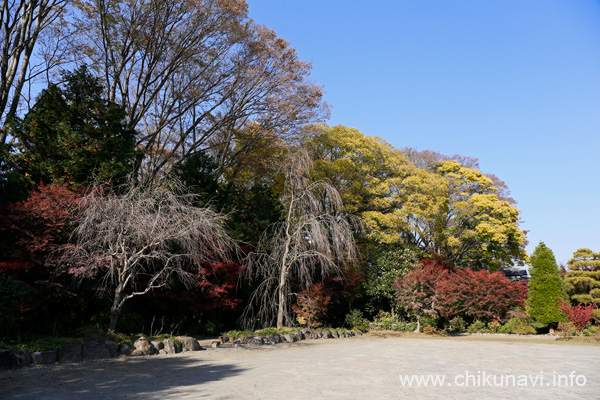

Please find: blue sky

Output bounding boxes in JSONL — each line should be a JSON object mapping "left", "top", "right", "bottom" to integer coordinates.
{"left": 247, "top": 0, "right": 600, "bottom": 265}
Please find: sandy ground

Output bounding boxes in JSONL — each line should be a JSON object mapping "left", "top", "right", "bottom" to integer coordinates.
{"left": 1, "top": 335, "right": 599, "bottom": 400}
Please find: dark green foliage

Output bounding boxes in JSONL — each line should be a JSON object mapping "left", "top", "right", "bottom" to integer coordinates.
{"left": 526, "top": 242, "right": 568, "bottom": 325}
{"left": 363, "top": 244, "right": 421, "bottom": 314}
{"left": 11, "top": 65, "right": 140, "bottom": 188}
{"left": 175, "top": 151, "right": 283, "bottom": 245}
{"left": 447, "top": 316, "right": 467, "bottom": 333}
{"left": 344, "top": 309, "right": 369, "bottom": 332}
{"left": 0, "top": 276, "right": 31, "bottom": 339}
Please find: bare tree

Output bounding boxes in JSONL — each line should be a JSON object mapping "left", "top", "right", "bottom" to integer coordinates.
{"left": 62, "top": 179, "right": 235, "bottom": 332}
{"left": 0, "top": 0, "right": 70, "bottom": 141}
{"left": 243, "top": 150, "right": 359, "bottom": 329}
{"left": 73, "top": 0, "right": 327, "bottom": 183}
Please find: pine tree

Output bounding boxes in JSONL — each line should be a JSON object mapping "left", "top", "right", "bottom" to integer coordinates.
{"left": 526, "top": 242, "right": 568, "bottom": 325}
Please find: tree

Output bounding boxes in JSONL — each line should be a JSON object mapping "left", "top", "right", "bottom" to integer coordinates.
{"left": 364, "top": 244, "right": 421, "bottom": 316}
{"left": 0, "top": 0, "right": 70, "bottom": 140}
{"left": 61, "top": 179, "right": 234, "bottom": 332}
{"left": 436, "top": 269, "right": 528, "bottom": 323}
{"left": 73, "top": 0, "right": 327, "bottom": 183}
{"left": 305, "top": 125, "right": 527, "bottom": 269}
{"left": 565, "top": 248, "right": 600, "bottom": 305}
{"left": 394, "top": 260, "right": 450, "bottom": 333}
{"left": 10, "top": 66, "right": 140, "bottom": 188}
{"left": 243, "top": 150, "right": 358, "bottom": 328}
{"left": 526, "top": 242, "right": 568, "bottom": 326}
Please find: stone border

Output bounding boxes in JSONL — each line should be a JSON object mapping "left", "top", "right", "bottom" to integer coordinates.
{"left": 0, "top": 330, "right": 363, "bottom": 371}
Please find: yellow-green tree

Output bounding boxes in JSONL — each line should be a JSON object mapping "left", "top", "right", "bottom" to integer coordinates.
{"left": 305, "top": 124, "right": 527, "bottom": 270}
{"left": 565, "top": 248, "right": 600, "bottom": 305}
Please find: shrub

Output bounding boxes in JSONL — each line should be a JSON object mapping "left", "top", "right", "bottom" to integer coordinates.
{"left": 448, "top": 316, "right": 467, "bottom": 333}
{"left": 557, "top": 322, "right": 576, "bottom": 337}
{"left": 498, "top": 317, "right": 536, "bottom": 335}
{"left": 422, "top": 325, "right": 442, "bottom": 336}
{"left": 559, "top": 301, "right": 596, "bottom": 333}
{"left": 467, "top": 320, "right": 487, "bottom": 333}
{"left": 344, "top": 309, "right": 370, "bottom": 332}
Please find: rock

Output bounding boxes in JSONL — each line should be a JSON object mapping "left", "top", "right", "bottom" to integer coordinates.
{"left": 347, "top": 331, "right": 355, "bottom": 337}
{"left": 294, "top": 331, "right": 305, "bottom": 340}
{"left": 274, "top": 334, "right": 283, "bottom": 343}
{"left": 301, "top": 328, "right": 312, "bottom": 336}
{"left": 119, "top": 344, "right": 133, "bottom": 356}
{"left": 132, "top": 337, "right": 155, "bottom": 356}
{"left": 315, "top": 331, "right": 324, "bottom": 339}
{"left": 282, "top": 333, "right": 296, "bottom": 343}
{"left": 176, "top": 336, "right": 204, "bottom": 351}
{"left": 105, "top": 341, "right": 119, "bottom": 358}
{"left": 151, "top": 341, "right": 164, "bottom": 351}
{"left": 265, "top": 335, "right": 277, "bottom": 345}
{"left": 240, "top": 336, "right": 250, "bottom": 344}
{"left": 246, "top": 337, "right": 263, "bottom": 346}
{"left": 211, "top": 341, "right": 220, "bottom": 349}
{"left": 83, "top": 340, "right": 110, "bottom": 360}
{"left": 158, "top": 349, "right": 167, "bottom": 355}
{"left": 338, "top": 331, "right": 346, "bottom": 338}
{"left": 0, "top": 349, "right": 31, "bottom": 370}
{"left": 330, "top": 330, "right": 339, "bottom": 338}
{"left": 58, "top": 344, "right": 83, "bottom": 363}
{"left": 163, "top": 339, "right": 177, "bottom": 354}
{"left": 233, "top": 340, "right": 242, "bottom": 348}
{"left": 355, "top": 330, "right": 363, "bottom": 336}
{"left": 219, "top": 335, "right": 229, "bottom": 344}
{"left": 322, "top": 330, "right": 333, "bottom": 339}
{"left": 32, "top": 350, "right": 57, "bottom": 365}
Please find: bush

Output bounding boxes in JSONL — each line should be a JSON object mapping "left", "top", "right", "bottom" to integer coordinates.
{"left": 345, "top": 309, "right": 370, "bottom": 332}
{"left": 467, "top": 320, "right": 487, "bottom": 333}
{"left": 448, "top": 316, "right": 466, "bottom": 333}
{"left": 498, "top": 317, "right": 536, "bottom": 335}
{"left": 422, "top": 325, "right": 441, "bottom": 335}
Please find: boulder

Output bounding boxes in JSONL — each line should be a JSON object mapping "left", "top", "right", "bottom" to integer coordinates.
{"left": 330, "top": 330, "right": 339, "bottom": 338}
{"left": 355, "top": 330, "right": 363, "bottom": 336}
{"left": 282, "top": 333, "right": 296, "bottom": 343}
{"left": 151, "top": 341, "right": 164, "bottom": 351}
{"left": 211, "top": 341, "right": 220, "bottom": 349}
{"left": 265, "top": 335, "right": 277, "bottom": 345}
{"left": 105, "top": 341, "right": 119, "bottom": 358}
{"left": 132, "top": 337, "right": 155, "bottom": 356}
{"left": 274, "top": 334, "right": 283, "bottom": 343}
{"left": 0, "top": 349, "right": 31, "bottom": 370}
{"left": 58, "top": 344, "right": 83, "bottom": 363}
{"left": 246, "top": 337, "right": 263, "bottom": 346}
{"left": 294, "top": 331, "right": 305, "bottom": 340}
{"left": 219, "top": 335, "right": 229, "bottom": 344}
{"left": 32, "top": 350, "right": 57, "bottom": 365}
{"left": 322, "top": 330, "right": 333, "bottom": 339}
{"left": 338, "top": 331, "right": 346, "bottom": 338}
{"left": 158, "top": 349, "right": 167, "bottom": 355}
{"left": 177, "top": 336, "right": 204, "bottom": 351}
{"left": 83, "top": 340, "right": 110, "bottom": 360}
{"left": 119, "top": 344, "right": 133, "bottom": 356}
{"left": 162, "top": 339, "right": 177, "bottom": 354}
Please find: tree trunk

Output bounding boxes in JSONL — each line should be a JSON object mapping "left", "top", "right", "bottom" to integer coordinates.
{"left": 108, "top": 289, "right": 124, "bottom": 332}
{"left": 276, "top": 282, "right": 286, "bottom": 328}
{"left": 414, "top": 315, "right": 421, "bottom": 333}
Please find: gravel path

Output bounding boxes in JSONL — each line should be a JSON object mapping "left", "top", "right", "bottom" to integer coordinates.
{"left": 1, "top": 335, "right": 599, "bottom": 399}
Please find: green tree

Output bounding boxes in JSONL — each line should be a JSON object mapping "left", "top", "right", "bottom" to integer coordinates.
{"left": 526, "top": 242, "right": 568, "bottom": 326}
{"left": 11, "top": 66, "right": 140, "bottom": 188}
{"left": 565, "top": 248, "right": 600, "bottom": 305}
{"left": 364, "top": 244, "right": 421, "bottom": 315}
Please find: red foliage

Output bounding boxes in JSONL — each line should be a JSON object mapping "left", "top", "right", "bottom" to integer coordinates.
{"left": 559, "top": 301, "right": 596, "bottom": 332}
{"left": 436, "top": 269, "right": 528, "bottom": 322}
{"left": 196, "top": 259, "right": 245, "bottom": 312}
{"left": 292, "top": 282, "right": 332, "bottom": 328}
{"left": 0, "top": 183, "right": 82, "bottom": 278}
{"left": 394, "top": 262, "right": 451, "bottom": 321}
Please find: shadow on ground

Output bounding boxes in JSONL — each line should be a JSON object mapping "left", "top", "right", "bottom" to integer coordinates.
{"left": 1, "top": 354, "right": 246, "bottom": 399}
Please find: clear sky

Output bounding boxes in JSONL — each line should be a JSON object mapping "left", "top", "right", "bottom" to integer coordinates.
{"left": 246, "top": 0, "right": 600, "bottom": 266}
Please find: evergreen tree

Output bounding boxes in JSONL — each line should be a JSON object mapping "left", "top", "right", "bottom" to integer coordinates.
{"left": 526, "top": 242, "right": 568, "bottom": 325}
{"left": 11, "top": 66, "right": 140, "bottom": 189}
